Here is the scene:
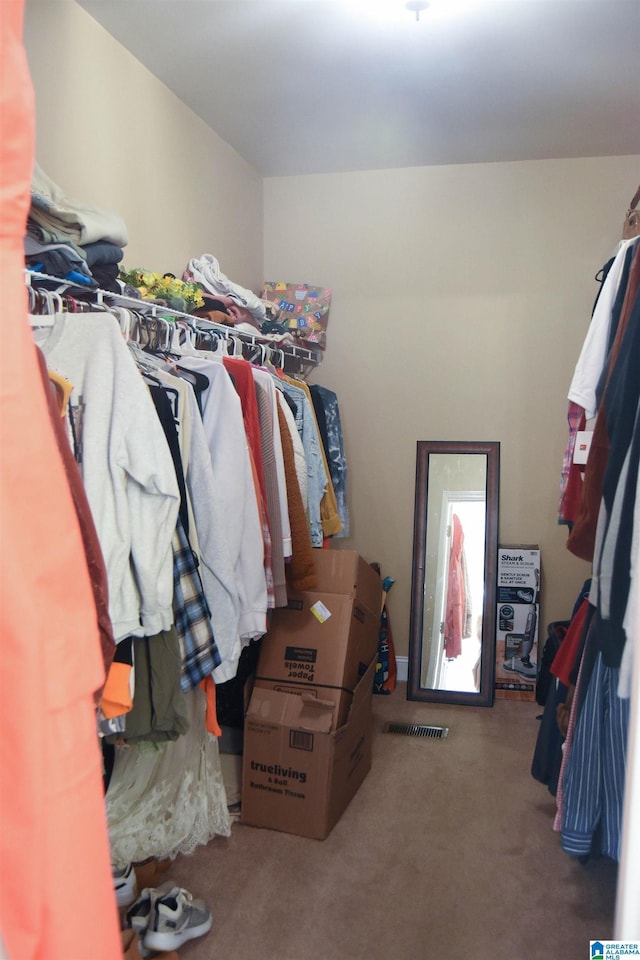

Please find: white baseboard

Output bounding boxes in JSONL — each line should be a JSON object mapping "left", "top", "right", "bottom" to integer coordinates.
{"left": 395, "top": 656, "right": 408, "bottom": 683}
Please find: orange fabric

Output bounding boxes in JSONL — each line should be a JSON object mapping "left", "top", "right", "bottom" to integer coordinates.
{"left": 0, "top": 3, "right": 122, "bottom": 957}
{"left": 100, "top": 661, "right": 134, "bottom": 720}
{"left": 200, "top": 676, "right": 223, "bottom": 737}
{"left": 47, "top": 369, "right": 73, "bottom": 416}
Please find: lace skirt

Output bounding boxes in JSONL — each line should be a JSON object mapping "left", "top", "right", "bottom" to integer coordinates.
{"left": 106, "top": 686, "right": 231, "bottom": 867}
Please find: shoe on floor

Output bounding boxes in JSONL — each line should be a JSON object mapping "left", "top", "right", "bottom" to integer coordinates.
{"left": 114, "top": 862, "right": 138, "bottom": 908}
{"left": 144, "top": 887, "right": 212, "bottom": 952}
{"left": 126, "top": 882, "right": 179, "bottom": 958}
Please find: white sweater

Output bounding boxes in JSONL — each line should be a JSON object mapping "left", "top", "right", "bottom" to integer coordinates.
{"left": 34, "top": 313, "right": 179, "bottom": 641}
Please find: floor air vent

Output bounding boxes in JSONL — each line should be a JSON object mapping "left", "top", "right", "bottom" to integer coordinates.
{"left": 383, "top": 721, "right": 449, "bottom": 740}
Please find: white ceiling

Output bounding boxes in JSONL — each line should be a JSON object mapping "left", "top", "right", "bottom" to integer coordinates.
{"left": 76, "top": 0, "right": 640, "bottom": 177}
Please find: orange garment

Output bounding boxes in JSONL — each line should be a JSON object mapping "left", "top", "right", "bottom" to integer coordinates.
{"left": 100, "top": 661, "right": 134, "bottom": 720}
{"left": 0, "top": 4, "right": 122, "bottom": 957}
{"left": 200, "top": 676, "right": 223, "bottom": 737}
{"left": 47, "top": 369, "right": 73, "bottom": 416}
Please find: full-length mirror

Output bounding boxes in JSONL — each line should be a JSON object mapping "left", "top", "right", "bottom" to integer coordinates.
{"left": 407, "top": 441, "right": 500, "bottom": 706}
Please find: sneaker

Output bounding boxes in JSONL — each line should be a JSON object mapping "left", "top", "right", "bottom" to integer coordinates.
{"left": 144, "top": 888, "right": 212, "bottom": 952}
{"left": 126, "top": 882, "right": 177, "bottom": 958}
{"left": 113, "top": 863, "right": 138, "bottom": 909}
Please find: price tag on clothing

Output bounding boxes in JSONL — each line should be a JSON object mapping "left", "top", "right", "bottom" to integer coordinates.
{"left": 573, "top": 431, "right": 593, "bottom": 465}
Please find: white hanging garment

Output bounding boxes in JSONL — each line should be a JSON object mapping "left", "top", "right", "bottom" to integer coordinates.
{"left": 106, "top": 687, "right": 230, "bottom": 867}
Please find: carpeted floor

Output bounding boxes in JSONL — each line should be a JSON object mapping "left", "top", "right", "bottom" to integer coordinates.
{"left": 162, "top": 684, "right": 617, "bottom": 960}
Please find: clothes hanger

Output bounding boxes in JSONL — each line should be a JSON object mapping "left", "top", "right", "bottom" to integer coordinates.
{"left": 28, "top": 288, "right": 60, "bottom": 327}
{"left": 178, "top": 319, "right": 199, "bottom": 353}
{"left": 269, "top": 346, "right": 286, "bottom": 369}
{"left": 112, "top": 306, "right": 133, "bottom": 341}
{"left": 165, "top": 323, "right": 212, "bottom": 396}
{"left": 229, "top": 335, "right": 246, "bottom": 358}
{"left": 195, "top": 328, "right": 217, "bottom": 352}
{"left": 212, "top": 332, "right": 230, "bottom": 358}
{"left": 26, "top": 282, "right": 36, "bottom": 315}
{"left": 167, "top": 319, "right": 192, "bottom": 355}
{"left": 159, "top": 316, "right": 174, "bottom": 352}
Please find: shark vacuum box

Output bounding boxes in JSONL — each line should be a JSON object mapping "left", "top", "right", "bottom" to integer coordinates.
{"left": 494, "top": 545, "right": 541, "bottom": 702}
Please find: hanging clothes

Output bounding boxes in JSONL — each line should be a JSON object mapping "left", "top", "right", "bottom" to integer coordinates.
{"left": 106, "top": 687, "right": 231, "bottom": 867}
{"left": 551, "top": 230, "right": 640, "bottom": 865}
{"left": 253, "top": 366, "right": 292, "bottom": 606}
{"left": 179, "top": 354, "right": 268, "bottom": 667}
{"left": 36, "top": 346, "right": 116, "bottom": 687}
{"left": 559, "top": 237, "right": 638, "bottom": 528}
{"left": 31, "top": 312, "right": 181, "bottom": 641}
{"left": 276, "top": 395, "right": 317, "bottom": 591}
{"left": 291, "top": 377, "right": 342, "bottom": 540}
{"left": 566, "top": 238, "right": 640, "bottom": 561}
{"left": 309, "top": 384, "right": 350, "bottom": 537}
{"left": 560, "top": 648, "right": 630, "bottom": 861}
{"left": 29, "top": 298, "right": 350, "bottom": 872}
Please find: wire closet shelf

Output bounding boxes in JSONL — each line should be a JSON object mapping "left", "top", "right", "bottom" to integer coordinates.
{"left": 25, "top": 270, "right": 323, "bottom": 377}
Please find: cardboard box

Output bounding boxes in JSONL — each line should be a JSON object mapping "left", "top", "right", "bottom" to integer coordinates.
{"left": 497, "top": 546, "right": 541, "bottom": 595}
{"left": 241, "top": 656, "right": 376, "bottom": 839}
{"left": 495, "top": 546, "right": 541, "bottom": 702}
{"left": 255, "top": 591, "right": 379, "bottom": 728}
{"left": 304, "top": 549, "right": 383, "bottom": 618}
{"left": 495, "top": 602, "right": 540, "bottom": 699}
{"left": 257, "top": 552, "right": 382, "bottom": 728}
{"left": 252, "top": 677, "right": 353, "bottom": 733}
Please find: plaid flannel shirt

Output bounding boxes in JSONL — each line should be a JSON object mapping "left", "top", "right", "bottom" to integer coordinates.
{"left": 172, "top": 516, "right": 221, "bottom": 691}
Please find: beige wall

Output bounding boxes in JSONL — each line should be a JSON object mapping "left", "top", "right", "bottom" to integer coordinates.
{"left": 264, "top": 157, "right": 640, "bottom": 657}
{"left": 22, "top": 2, "right": 639, "bottom": 662}
{"left": 23, "top": 0, "right": 263, "bottom": 291}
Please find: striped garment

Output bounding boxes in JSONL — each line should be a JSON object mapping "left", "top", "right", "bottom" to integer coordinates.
{"left": 560, "top": 650, "right": 630, "bottom": 860}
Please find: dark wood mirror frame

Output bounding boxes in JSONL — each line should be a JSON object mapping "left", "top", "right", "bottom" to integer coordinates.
{"left": 407, "top": 440, "right": 500, "bottom": 707}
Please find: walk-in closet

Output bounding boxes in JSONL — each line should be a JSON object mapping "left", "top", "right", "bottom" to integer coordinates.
{"left": 1, "top": 1, "right": 639, "bottom": 958}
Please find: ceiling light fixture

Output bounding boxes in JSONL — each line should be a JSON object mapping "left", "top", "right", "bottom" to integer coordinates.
{"left": 405, "top": 0, "right": 429, "bottom": 21}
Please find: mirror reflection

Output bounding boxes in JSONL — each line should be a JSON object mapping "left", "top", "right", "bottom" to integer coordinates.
{"left": 422, "top": 454, "right": 486, "bottom": 693}
{"left": 408, "top": 441, "right": 499, "bottom": 707}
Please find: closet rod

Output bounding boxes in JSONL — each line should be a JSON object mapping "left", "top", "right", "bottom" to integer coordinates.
{"left": 24, "top": 269, "right": 323, "bottom": 368}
